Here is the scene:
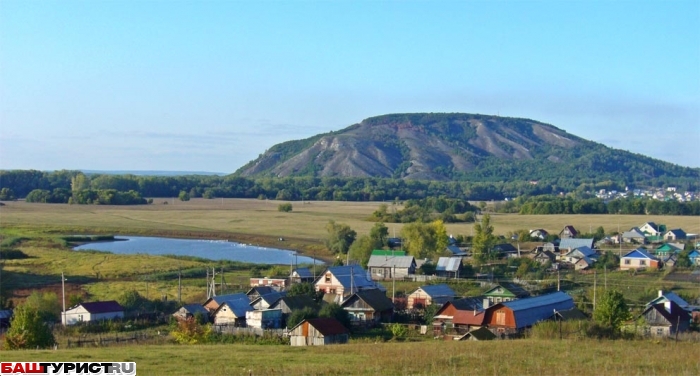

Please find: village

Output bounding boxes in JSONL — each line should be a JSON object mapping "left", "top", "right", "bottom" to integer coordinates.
{"left": 15, "top": 220, "right": 696, "bottom": 348}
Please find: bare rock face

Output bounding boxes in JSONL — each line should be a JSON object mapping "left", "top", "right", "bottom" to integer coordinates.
{"left": 235, "top": 113, "right": 694, "bottom": 181}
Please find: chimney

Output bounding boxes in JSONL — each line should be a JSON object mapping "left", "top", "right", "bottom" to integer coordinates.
{"left": 658, "top": 290, "right": 664, "bottom": 298}
{"left": 483, "top": 298, "right": 491, "bottom": 310}
{"left": 664, "top": 301, "right": 672, "bottom": 313}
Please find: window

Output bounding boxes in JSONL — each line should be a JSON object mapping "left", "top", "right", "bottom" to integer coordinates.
{"left": 78, "top": 315, "right": 83, "bottom": 321}
{"left": 324, "top": 273, "right": 331, "bottom": 283}
{"left": 640, "top": 260, "right": 646, "bottom": 266}
{"left": 656, "top": 328, "right": 664, "bottom": 335}
{"left": 624, "top": 259, "right": 631, "bottom": 265}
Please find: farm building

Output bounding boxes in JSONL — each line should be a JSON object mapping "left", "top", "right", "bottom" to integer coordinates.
{"left": 172, "top": 304, "right": 209, "bottom": 322}
{"left": 632, "top": 301, "right": 691, "bottom": 337}
{"left": 432, "top": 297, "right": 483, "bottom": 335}
{"left": 435, "top": 257, "right": 463, "bottom": 278}
{"left": 367, "top": 255, "right": 416, "bottom": 280}
{"left": 620, "top": 249, "right": 660, "bottom": 270}
{"left": 63, "top": 301, "right": 124, "bottom": 326}
{"left": 483, "top": 283, "right": 529, "bottom": 305}
{"left": 341, "top": 289, "right": 394, "bottom": 325}
{"left": 558, "top": 238, "right": 594, "bottom": 253}
{"left": 249, "top": 277, "right": 287, "bottom": 290}
{"left": 250, "top": 291, "right": 286, "bottom": 310}
{"left": 289, "top": 318, "right": 350, "bottom": 346}
{"left": 246, "top": 309, "right": 282, "bottom": 329}
{"left": 483, "top": 292, "right": 574, "bottom": 337}
{"left": 407, "top": 284, "right": 455, "bottom": 310}
{"left": 269, "top": 295, "right": 319, "bottom": 326}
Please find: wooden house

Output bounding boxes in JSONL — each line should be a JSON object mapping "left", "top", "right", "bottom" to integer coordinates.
{"left": 407, "top": 284, "right": 455, "bottom": 310}
{"left": 633, "top": 301, "right": 690, "bottom": 337}
{"left": 203, "top": 293, "right": 248, "bottom": 313}
{"left": 341, "top": 289, "right": 394, "bottom": 325}
{"left": 620, "top": 249, "right": 660, "bottom": 270}
{"left": 534, "top": 250, "right": 556, "bottom": 265}
{"left": 172, "top": 304, "right": 209, "bottom": 322}
{"left": 290, "top": 267, "right": 315, "bottom": 284}
{"left": 560, "top": 246, "right": 598, "bottom": 268}
{"left": 639, "top": 222, "right": 665, "bottom": 237}
{"left": 246, "top": 286, "right": 278, "bottom": 301}
{"left": 269, "top": 295, "right": 319, "bottom": 326}
{"left": 289, "top": 318, "right": 349, "bottom": 346}
{"left": 435, "top": 257, "right": 463, "bottom": 278}
{"left": 483, "top": 292, "right": 574, "bottom": 337}
{"left": 367, "top": 255, "right": 416, "bottom": 280}
{"left": 245, "top": 309, "right": 283, "bottom": 329}
{"left": 212, "top": 299, "right": 254, "bottom": 326}
{"left": 432, "top": 297, "right": 483, "bottom": 335}
{"left": 647, "top": 290, "right": 692, "bottom": 313}
{"left": 559, "top": 225, "right": 578, "bottom": 239}
{"left": 621, "top": 228, "right": 646, "bottom": 244}
{"left": 63, "top": 301, "right": 124, "bottom": 326}
{"left": 529, "top": 229, "right": 549, "bottom": 241}
{"left": 250, "top": 291, "right": 286, "bottom": 310}
{"left": 483, "top": 283, "right": 530, "bottom": 305}
{"left": 654, "top": 243, "right": 683, "bottom": 258}
{"left": 688, "top": 250, "right": 700, "bottom": 266}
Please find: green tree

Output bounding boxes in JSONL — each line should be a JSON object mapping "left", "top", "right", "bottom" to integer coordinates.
{"left": 117, "top": 290, "right": 145, "bottom": 312}
{"left": 349, "top": 235, "right": 375, "bottom": 268}
{"left": 369, "top": 222, "right": 389, "bottom": 247}
{"left": 178, "top": 190, "right": 190, "bottom": 201}
{"left": 287, "top": 282, "right": 321, "bottom": 301}
{"left": 22, "top": 291, "right": 60, "bottom": 323}
{"left": 593, "top": 290, "right": 631, "bottom": 333}
{"left": 278, "top": 202, "right": 293, "bottom": 212}
{"left": 325, "top": 220, "right": 357, "bottom": 255}
{"left": 71, "top": 173, "right": 90, "bottom": 192}
{"left": 401, "top": 220, "right": 448, "bottom": 259}
{"left": 471, "top": 214, "right": 496, "bottom": 264}
{"left": 0, "top": 187, "right": 16, "bottom": 200}
{"left": 4, "top": 304, "right": 56, "bottom": 350}
{"left": 319, "top": 303, "right": 351, "bottom": 329}
{"left": 287, "top": 307, "right": 318, "bottom": 328}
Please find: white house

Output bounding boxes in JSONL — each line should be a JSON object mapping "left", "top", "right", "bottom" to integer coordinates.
{"left": 63, "top": 301, "right": 124, "bottom": 325}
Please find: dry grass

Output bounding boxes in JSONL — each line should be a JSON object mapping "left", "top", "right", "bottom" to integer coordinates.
{"left": 1, "top": 339, "right": 698, "bottom": 375}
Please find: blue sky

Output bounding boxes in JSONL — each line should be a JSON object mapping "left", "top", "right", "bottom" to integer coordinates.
{"left": 1, "top": 0, "right": 698, "bottom": 173}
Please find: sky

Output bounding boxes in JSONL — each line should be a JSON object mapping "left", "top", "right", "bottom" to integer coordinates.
{"left": 1, "top": 0, "right": 699, "bottom": 173}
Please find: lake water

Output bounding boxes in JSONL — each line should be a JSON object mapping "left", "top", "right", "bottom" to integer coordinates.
{"left": 73, "top": 236, "right": 323, "bottom": 265}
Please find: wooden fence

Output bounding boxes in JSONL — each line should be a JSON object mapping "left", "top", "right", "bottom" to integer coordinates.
{"left": 212, "top": 325, "right": 287, "bottom": 337}
{"left": 65, "top": 331, "right": 153, "bottom": 348}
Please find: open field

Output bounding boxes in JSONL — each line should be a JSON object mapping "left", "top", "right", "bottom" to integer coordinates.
{"left": 2, "top": 340, "right": 699, "bottom": 375}
{"left": 2, "top": 199, "right": 699, "bottom": 258}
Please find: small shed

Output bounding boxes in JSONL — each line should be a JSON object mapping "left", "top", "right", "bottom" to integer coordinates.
{"left": 290, "top": 267, "right": 315, "bottom": 284}
{"left": 203, "top": 293, "right": 249, "bottom": 313}
{"left": 212, "top": 299, "right": 254, "bottom": 326}
{"left": 435, "top": 257, "right": 462, "bottom": 278}
{"left": 457, "top": 327, "right": 496, "bottom": 341}
{"left": 63, "top": 301, "right": 124, "bottom": 325}
{"left": 246, "top": 309, "right": 283, "bottom": 329}
{"left": 289, "top": 318, "right": 349, "bottom": 346}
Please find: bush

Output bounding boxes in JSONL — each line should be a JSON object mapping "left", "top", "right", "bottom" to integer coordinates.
{"left": 390, "top": 323, "right": 408, "bottom": 338}
{"left": 278, "top": 203, "right": 293, "bottom": 212}
{"left": 4, "top": 305, "right": 56, "bottom": 350}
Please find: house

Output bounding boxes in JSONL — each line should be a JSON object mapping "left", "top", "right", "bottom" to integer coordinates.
{"left": 492, "top": 243, "right": 518, "bottom": 257}
{"left": 483, "top": 292, "right": 574, "bottom": 337}
{"left": 633, "top": 301, "right": 690, "bottom": 337}
{"left": 561, "top": 246, "right": 598, "bottom": 264}
{"left": 249, "top": 277, "right": 287, "bottom": 290}
{"left": 290, "top": 267, "right": 315, "bottom": 284}
{"left": 387, "top": 238, "right": 402, "bottom": 248}
{"left": 559, "top": 225, "right": 578, "bottom": 239}
{"left": 407, "top": 284, "right": 456, "bottom": 310}
{"left": 664, "top": 229, "right": 687, "bottom": 242}
{"left": 432, "top": 297, "right": 483, "bottom": 335}
{"left": 172, "top": 304, "right": 209, "bottom": 322}
{"left": 655, "top": 243, "right": 683, "bottom": 258}
{"left": 483, "top": 283, "right": 530, "bottom": 305}
{"left": 550, "top": 307, "right": 587, "bottom": 321}
{"left": 250, "top": 291, "right": 286, "bottom": 310}
{"left": 289, "top": 318, "right": 349, "bottom": 346}
{"left": 446, "top": 245, "right": 468, "bottom": 256}
{"left": 620, "top": 249, "right": 660, "bottom": 270}
{"left": 574, "top": 257, "right": 595, "bottom": 270}
{"left": 0, "top": 309, "right": 13, "bottom": 329}
{"left": 203, "top": 293, "right": 249, "bottom": 313}
{"left": 269, "top": 295, "right": 319, "bottom": 326}
{"left": 534, "top": 250, "right": 556, "bottom": 265}
{"left": 314, "top": 265, "right": 384, "bottom": 301}
{"left": 371, "top": 249, "right": 406, "bottom": 257}
{"left": 246, "top": 286, "right": 278, "bottom": 302}
{"left": 558, "top": 238, "right": 594, "bottom": 253}
{"left": 435, "top": 257, "right": 463, "bottom": 278}
{"left": 640, "top": 222, "right": 666, "bottom": 237}
{"left": 688, "top": 250, "right": 700, "bottom": 266}
{"left": 367, "top": 255, "right": 416, "bottom": 280}
{"left": 457, "top": 327, "right": 496, "bottom": 341}
{"left": 662, "top": 254, "right": 678, "bottom": 268}
{"left": 621, "top": 228, "right": 646, "bottom": 244}
{"left": 245, "top": 309, "right": 283, "bottom": 329}
{"left": 341, "top": 289, "right": 394, "bottom": 325}
{"left": 212, "top": 299, "right": 254, "bottom": 326}
{"left": 529, "top": 229, "right": 549, "bottom": 241}
{"left": 63, "top": 301, "right": 124, "bottom": 325}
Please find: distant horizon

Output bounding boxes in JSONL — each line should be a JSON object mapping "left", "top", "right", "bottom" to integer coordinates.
{"left": 2, "top": 1, "right": 698, "bottom": 170}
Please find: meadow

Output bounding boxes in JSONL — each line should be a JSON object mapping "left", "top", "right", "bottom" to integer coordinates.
{"left": 2, "top": 339, "right": 699, "bottom": 375}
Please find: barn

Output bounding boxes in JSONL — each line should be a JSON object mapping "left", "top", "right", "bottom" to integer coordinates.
{"left": 63, "top": 301, "right": 124, "bottom": 325}
{"left": 483, "top": 292, "right": 574, "bottom": 337}
{"left": 289, "top": 318, "right": 350, "bottom": 346}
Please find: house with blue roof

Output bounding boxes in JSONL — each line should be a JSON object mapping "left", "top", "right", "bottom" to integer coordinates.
{"left": 290, "top": 267, "right": 315, "bottom": 284}
{"left": 688, "top": 250, "right": 700, "bottom": 266}
{"left": 620, "top": 248, "right": 660, "bottom": 270}
{"left": 558, "top": 238, "right": 594, "bottom": 253}
{"left": 314, "top": 265, "right": 384, "bottom": 300}
{"left": 212, "top": 298, "right": 254, "bottom": 326}
{"left": 203, "top": 293, "right": 249, "bottom": 312}
{"left": 407, "top": 284, "right": 456, "bottom": 310}
{"left": 483, "top": 291, "right": 574, "bottom": 337}
{"left": 647, "top": 290, "right": 691, "bottom": 312}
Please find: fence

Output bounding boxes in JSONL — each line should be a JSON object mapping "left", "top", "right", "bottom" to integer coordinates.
{"left": 65, "top": 331, "right": 154, "bottom": 348}
{"left": 212, "top": 325, "right": 287, "bottom": 337}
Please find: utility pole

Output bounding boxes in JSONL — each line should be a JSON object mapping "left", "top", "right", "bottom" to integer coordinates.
{"left": 206, "top": 268, "right": 210, "bottom": 299}
{"left": 62, "top": 272, "right": 66, "bottom": 326}
{"left": 220, "top": 267, "right": 224, "bottom": 295}
{"left": 604, "top": 265, "right": 607, "bottom": 291}
{"left": 178, "top": 268, "right": 182, "bottom": 304}
{"left": 557, "top": 269, "right": 560, "bottom": 292}
{"left": 593, "top": 270, "right": 597, "bottom": 313}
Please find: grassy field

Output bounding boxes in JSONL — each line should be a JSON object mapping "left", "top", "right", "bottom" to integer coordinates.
{"left": 2, "top": 340, "right": 698, "bottom": 375}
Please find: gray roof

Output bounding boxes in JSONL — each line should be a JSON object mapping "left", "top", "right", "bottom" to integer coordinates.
{"left": 342, "top": 289, "right": 394, "bottom": 312}
{"left": 254, "top": 291, "right": 287, "bottom": 306}
{"left": 272, "top": 295, "right": 318, "bottom": 311}
{"left": 178, "top": 304, "right": 208, "bottom": 316}
{"left": 559, "top": 238, "right": 594, "bottom": 250}
{"left": 648, "top": 291, "right": 691, "bottom": 311}
{"left": 502, "top": 292, "right": 574, "bottom": 328}
{"left": 247, "top": 286, "right": 277, "bottom": 296}
{"left": 324, "top": 265, "right": 378, "bottom": 290}
{"left": 417, "top": 284, "right": 456, "bottom": 299}
{"left": 436, "top": 257, "right": 462, "bottom": 272}
{"left": 623, "top": 228, "right": 646, "bottom": 238}
{"left": 565, "top": 246, "right": 597, "bottom": 258}
{"left": 450, "top": 297, "right": 483, "bottom": 311}
{"left": 367, "top": 255, "right": 416, "bottom": 269}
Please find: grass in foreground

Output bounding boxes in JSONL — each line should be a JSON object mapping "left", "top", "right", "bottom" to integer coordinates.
{"left": 1, "top": 339, "right": 698, "bottom": 375}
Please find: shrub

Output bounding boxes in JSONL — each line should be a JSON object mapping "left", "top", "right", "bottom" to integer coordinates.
{"left": 390, "top": 323, "right": 408, "bottom": 338}
{"left": 278, "top": 203, "right": 293, "bottom": 212}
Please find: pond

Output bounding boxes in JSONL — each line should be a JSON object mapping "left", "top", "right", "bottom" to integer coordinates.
{"left": 73, "top": 236, "right": 323, "bottom": 265}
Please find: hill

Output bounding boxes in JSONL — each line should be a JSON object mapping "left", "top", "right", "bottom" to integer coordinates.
{"left": 236, "top": 113, "right": 699, "bottom": 186}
